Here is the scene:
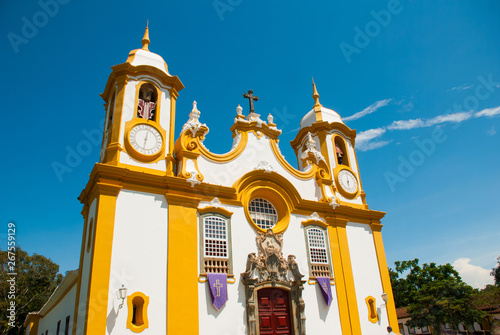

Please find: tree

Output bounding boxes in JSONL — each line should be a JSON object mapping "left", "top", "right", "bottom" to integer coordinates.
{"left": 0, "top": 247, "right": 63, "bottom": 335}
{"left": 390, "top": 259, "right": 484, "bottom": 335}
{"left": 491, "top": 255, "right": 500, "bottom": 286}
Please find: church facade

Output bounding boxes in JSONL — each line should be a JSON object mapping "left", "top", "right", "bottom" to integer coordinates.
{"left": 24, "top": 28, "right": 398, "bottom": 335}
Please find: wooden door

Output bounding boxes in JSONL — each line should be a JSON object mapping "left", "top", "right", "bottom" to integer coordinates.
{"left": 257, "top": 288, "right": 292, "bottom": 335}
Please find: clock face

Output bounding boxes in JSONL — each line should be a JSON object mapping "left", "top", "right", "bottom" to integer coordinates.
{"left": 338, "top": 169, "right": 358, "bottom": 194}
{"left": 129, "top": 124, "right": 163, "bottom": 156}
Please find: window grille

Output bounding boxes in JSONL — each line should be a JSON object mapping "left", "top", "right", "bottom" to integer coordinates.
{"left": 248, "top": 198, "right": 278, "bottom": 229}
{"left": 203, "top": 216, "right": 230, "bottom": 273}
{"left": 307, "top": 227, "right": 332, "bottom": 277}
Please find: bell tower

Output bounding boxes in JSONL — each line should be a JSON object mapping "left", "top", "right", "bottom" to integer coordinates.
{"left": 99, "top": 26, "right": 184, "bottom": 175}
{"left": 290, "top": 80, "right": 368, "bottom": 208}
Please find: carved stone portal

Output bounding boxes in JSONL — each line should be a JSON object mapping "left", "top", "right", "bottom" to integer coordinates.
{"left": 241, "top": 229, "right": 306, "bottom": 335}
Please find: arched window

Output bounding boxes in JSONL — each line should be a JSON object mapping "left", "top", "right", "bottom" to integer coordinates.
{"left": 365, "top": 296, "right": 378, "bottom": 323}
{"left": 202, "top": 215, "right": 231, "bottom": 274}
{"left": 248, "top": 198, "right": 278, "bottom": 230}
{"left": 334, "top": 136, "right": 350, "bottom": 167}
{"left": 137, "top": 83, "right": 158, "bottom": 121}
{"left": 306, "top": 227, "right": 332, "bottom": 278}
{"left": 127, "top": 292, "right": 149, "bottom": 333}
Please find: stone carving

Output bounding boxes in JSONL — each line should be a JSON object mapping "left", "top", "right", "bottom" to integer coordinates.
{"left": 254, "top": 161, "right": 275, "bottom": 174}
{"left": 182, "top": 101, "right": 209, "bottom": 137}
{"left": 241, "top": 229, "right": 306, "bottom": 335}
{"left": 242, "top": 229, "right": 304, "bottom": 284}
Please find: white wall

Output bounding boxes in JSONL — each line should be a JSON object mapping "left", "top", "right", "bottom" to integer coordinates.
{"left": 37, "top": 285, "right": 77, "bottom": 335}
{"left": 106, "top": 190, "right": 169, "bottom": 335}
{"left": 198, "top": 208, "right": 343, "bottom": 334}
{"left": 347, "top": 222, "right": 389, "bottom": 334}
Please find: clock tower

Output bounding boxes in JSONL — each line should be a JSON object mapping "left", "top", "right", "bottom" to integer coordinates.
{"left": 290, "top": 80, "right": 368, "bottom": 209}
{"left": 99, "top": 26, "right": 184, "bottom": 175}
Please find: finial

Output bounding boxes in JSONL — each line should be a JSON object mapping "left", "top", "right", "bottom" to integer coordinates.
{"left": 267, "top": 113, "right": 274, "bottom": 124}
{"left": 312, "top": 77, "right": 322, "bottom": 108}
{"left": 142, "top": 24, "right": 150, "bottom": 51}
{"left": 236, "top": 104, "right": 243, "bottom": 115}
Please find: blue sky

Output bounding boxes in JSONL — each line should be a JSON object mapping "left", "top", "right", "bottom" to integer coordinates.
{"left": 1, "top": 1, "right": 499, "bottom": 288}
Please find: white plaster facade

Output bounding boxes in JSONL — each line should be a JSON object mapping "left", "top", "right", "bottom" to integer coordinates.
{"left": 25, "top": 28, "right": 398, "bottom": 335}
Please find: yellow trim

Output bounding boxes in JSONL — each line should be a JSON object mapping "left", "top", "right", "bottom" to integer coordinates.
{"left": 84, "top": 183, "right": 121, "bottom": 335}
{"left": 127, "top": 292, "right": 149, "bottom": 333}
{"left": 290, "top": 121, "right": 356, "bottom": 152}
{"left": 365, "top": 296, "right": 379, "bottom": 323}
{"left": 198, "top": 206, "right": 233, "bottom": 217}
{"left": 167, "top": 204, "right": 199, "bottom": 334}
{"left": 229, "top": 120, "right": 282, "bottom": 140}
{"left": 270, "top": 139, "right": 317, "bottom": 180}
{"left": 168, "top": 88, "right": 178, "bottom": 172}
{"left": 371, "top": 225, "right": 399, "bottom": 330}
{"left": 327, "top": 220, "right": 362, "bottom": 334}
{"left": 103, "top": 77, "right": 128, "bottom": 165}
{"left": 351, "top": 144, "right": 369, "bottom": 209}
{"left": 327, "top": 225, "right": 352, "bottom": 335}
{"left": 243, "top": 187, "right": 291, "bottom": 234}
{"left": 301, "top": 218, "right": 328, "bottom": 229}
{"left": 198, "top": 275, "right": 236, "bottom": 283}
{"left": 334, "top": 165, "right": 360, "bottom": 199}
{"left": 102, "top": 63, "right": 184, "bottom": 101}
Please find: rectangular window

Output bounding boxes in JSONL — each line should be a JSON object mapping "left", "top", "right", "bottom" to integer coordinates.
{"left": 306, "top": 227, "right": 332, "bottom": 277}
{"left": 56, "top": 320, "right": 61, "bottom": 335}
{"left": 421, "top": 325, "right": 429, "bottom": 332}
{"left": 65, "top": 316, "right": 70, "bottom": 335}
{"left": 408, "top": 325, "right": 415, "bottom": 334}
{"left": 399, "top": 323, "right": 405, "bottom": 335}
{"left": 201, "top": 215, "right": 232, "bottom": 274}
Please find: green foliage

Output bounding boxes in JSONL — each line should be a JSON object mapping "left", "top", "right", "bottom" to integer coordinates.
{"left": 0, "top": 247, "right": 63, "bottom": 335}
{"left": 390, "top": 258, "right": 484, "bottom": 335}
{"left": 491, "top": 256, "right": 500, "bottom": 286}
{"left": 472, "top": 284, "right": 500, "bottom": 306}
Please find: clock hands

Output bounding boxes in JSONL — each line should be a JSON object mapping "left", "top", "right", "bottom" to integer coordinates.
{"left": 143, "top": 131, "right": 149, "bottom": 149}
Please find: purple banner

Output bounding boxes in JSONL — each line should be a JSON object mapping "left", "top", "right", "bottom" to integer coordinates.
{"left": 207, "top": 273, "right": 228, "bottom": 311}
{"left": 316, "top": 277, "right": 333, "bottom": 307}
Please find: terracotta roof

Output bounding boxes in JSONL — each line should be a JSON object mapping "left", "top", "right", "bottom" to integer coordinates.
{"left": 396, "top": 307, "right": 409, "bottom": 318}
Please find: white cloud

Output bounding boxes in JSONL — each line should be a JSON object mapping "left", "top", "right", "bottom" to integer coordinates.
{"left": 452, "top": 258, "right": 494, "bottom": 289}
{"left": 355, "top": 128, "right": 389, "bottom": 151}
{"left": 356, "top": 128, "right": 386, "bottom": 143}
{"left": 354, "top": 105, "right": 500, "bottom": 151}
{"left": 387, "top": 118, "right": 425, "bottom": 130}
{"left": 475, "top": 106, "right": 500, "bottom": 118}
{"left": 425, "top": 111, "right": 474, "bottom": 126}
{"left": 448, "top": 84, "right": 473, "bottom": 92}
{"left": 344, "top": 99, "right": 392, "bottom": 121}
{"left": 357, "top": 140, "right": 393, "bottom": 152}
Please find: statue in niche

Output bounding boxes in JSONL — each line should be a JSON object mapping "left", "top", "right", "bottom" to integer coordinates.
{"left": 137, "top": 83, "right": 157, "bottom": 120}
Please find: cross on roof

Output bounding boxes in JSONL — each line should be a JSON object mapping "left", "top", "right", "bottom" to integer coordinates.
{"left": 243, "top": 90, "right": 259, "bottom": 114}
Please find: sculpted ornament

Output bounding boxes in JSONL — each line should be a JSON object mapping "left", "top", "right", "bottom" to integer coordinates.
{"left": 241, "top": 229, "right": 306, "bottom": 335}
{"left": 242, "top": 229, "right": 304, "bottom": 284}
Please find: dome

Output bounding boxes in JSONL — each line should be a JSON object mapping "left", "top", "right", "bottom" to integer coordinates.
{"left": 300, "top": 106, "right": 343, "bottom": 129}
{"left": 300, "top": 80, "right": 344, "bottom": 129}
{"left": 125, "top": 26, "right": 171, "bottom": 75}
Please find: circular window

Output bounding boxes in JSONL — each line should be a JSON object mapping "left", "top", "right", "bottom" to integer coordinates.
{"left": 248, "top": 198, "right": 278, "bottom": 229}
